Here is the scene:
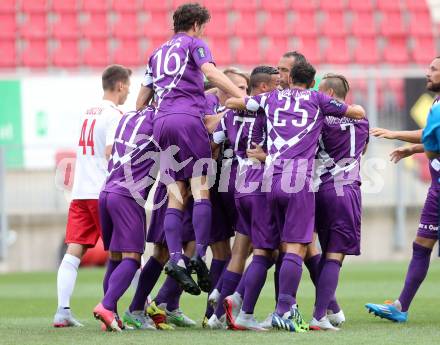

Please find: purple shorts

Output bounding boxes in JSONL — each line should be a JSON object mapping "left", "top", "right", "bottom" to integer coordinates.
{"left": 235, "top": 194, "right": 278, "bottom": 250}
{"left": 99, "top": 191, "right": 146, "bottom": 254}
{"left": 417, "top": 186, "right": 439, "bottom": 240}
{"left": 153, "top": 114, "right": 213, "bottom": 183}
{"left": 146, "top": 183, "right": 195, "bottom": 244}
{"left": 315, "top": 184, "right": 362, "bottom": 255}
{"left": 209, "top": 188, "right": 236, "bottom": 244}
{"left": 267, "top": 175, "right": 314, "bottom": 244}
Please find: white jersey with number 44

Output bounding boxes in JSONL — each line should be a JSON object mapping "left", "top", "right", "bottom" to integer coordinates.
{"left": 71, "top": 99, "right": 122, "bottom": 200}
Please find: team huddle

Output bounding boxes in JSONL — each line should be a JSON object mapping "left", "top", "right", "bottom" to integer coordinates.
{"left": 52, "top": 2, "right": 440, "bottom": 334}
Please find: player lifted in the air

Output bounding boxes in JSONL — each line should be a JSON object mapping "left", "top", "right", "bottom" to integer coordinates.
{"left": 366, "top": 56, "right": 440, "bottom": 322}
{"left": 136, "top": 3, "right": 243, "bottom": 295}
{"left": 53, "top": 65, "right": 130, "bottom": 328}
{"left": 311, "top": 74, "right": 369, "bottom": 330}
{"left": 226, "top": 61, "right": 366, "bottom": 333}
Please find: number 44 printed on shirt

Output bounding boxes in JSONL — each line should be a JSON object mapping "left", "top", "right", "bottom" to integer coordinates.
{"left": 78, "top": 119, "right": 96, "bottom": 155}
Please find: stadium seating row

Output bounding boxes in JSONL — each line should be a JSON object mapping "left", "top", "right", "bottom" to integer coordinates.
{"left": 0, "top": 0, "right": 430, "bottom": 14}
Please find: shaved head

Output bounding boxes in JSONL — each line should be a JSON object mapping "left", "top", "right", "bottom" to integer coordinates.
{"left": 319, "top": 73, "right": 350, "bottom": 100}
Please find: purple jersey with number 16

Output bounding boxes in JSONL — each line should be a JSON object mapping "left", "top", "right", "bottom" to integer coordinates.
{"left": 143, "top": 33, "right": 215, "bottom": 118}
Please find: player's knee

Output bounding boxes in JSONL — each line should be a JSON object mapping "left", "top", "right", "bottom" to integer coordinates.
{"left": 153, "top": 244, "right": 170, "bottom": 265}
{"left": 66, "top": 243, "right": 87, "bottom": 259}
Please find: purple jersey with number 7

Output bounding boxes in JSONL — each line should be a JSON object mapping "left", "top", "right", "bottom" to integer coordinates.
{"left": 315, "top": 116, "right": 369, "bottom": 190}
{"left": 245, "top": 88, "right": 348, "bottom": 177}
{"left": 103, "top": 107, "right": 159, "bottom": 201}
{"left": 143, "top": 33, "right": 215, "bottom": 118}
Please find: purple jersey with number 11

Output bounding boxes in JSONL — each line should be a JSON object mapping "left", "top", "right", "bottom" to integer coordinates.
{"left": 245, "top": 88, "right": 348, "bottom": 177}
{"left": 103, "top": 107, "right": 158, "bottom": 201}
{"left": 143, "top": 33, "right": 214, "bottom": 118}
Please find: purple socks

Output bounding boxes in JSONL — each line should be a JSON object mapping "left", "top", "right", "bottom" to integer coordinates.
{"left": 398, "top": 242, "right": 432, "bottom": 312}
{"left": 205, "top": 258, "right": 228, "bottom": 317}
{"left": 102, "top": 258, "right": 140, "bottom": 311}
{"left": 276, "top": 253, "right": 303, "bottom": 316}
{"left": 242, "top": 255, "right": 273, "bottom": 314}
{"left": 129, "top": 257, "right": 163, "bottom": 312}
{"left": 304, "top": 254, "right": 321, "bottom": 285}
{"left": 274, "top": 252, "right": 285, "bottom": 303}
{"left": 214, "top": 270, "right": 242, "bottom": 318}
{"left": 313, "top": 259, "right": 341, "bottom": 320}
{"left": 155, "top": 256, "right": 190, "bottom": 311}
{"left": 103, "top": 259, "right": 121, "bottom": 294}
{"left": 164, "top": 208, "right": 184, "bottom": 263}
{"left": 193, "top": 200, "right": 212, "bottom": 258}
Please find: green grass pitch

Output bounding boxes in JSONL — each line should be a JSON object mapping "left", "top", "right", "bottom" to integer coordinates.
{"left": 1, "top": 262, "right": 439, "bottom": 345}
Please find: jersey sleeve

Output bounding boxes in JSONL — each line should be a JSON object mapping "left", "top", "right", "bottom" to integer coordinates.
{"left": 245, "top": 93, "right": 269, "bottom": 112}
{"left": 190, "top": 38, "right": 215, "bottom": 68}
{"left": 213, "top": 117, "right": 227, "bottom": 144}
{"left": 141, "top": 62, "right": 153, "bottom": 88}
{"left": 423, "top": 104, "right": 440, "bottom": 152}
{"left": 317, "top": 92, "right": 349, "bottom": 118}
{"left": 105, "top": 109, "right": 121, "bottom": 146}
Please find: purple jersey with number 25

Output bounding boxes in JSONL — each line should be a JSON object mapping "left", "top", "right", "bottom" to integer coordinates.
{"left": 143, "top": 33, "right": 215, "bottom": 118}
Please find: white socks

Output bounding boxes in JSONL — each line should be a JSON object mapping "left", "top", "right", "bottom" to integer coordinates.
{"left": 57, "top": 254, "right": 81, "bottom": 308}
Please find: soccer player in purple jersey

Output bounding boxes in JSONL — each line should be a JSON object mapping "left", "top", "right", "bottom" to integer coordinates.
{"left": 93, "top": 106, "right": 160, "bottom": 332}
{"left": 366, "top": 57, "right": 440, "bottom": 322}
{"left": 310, "top": 74, "right": 369, "bottom": 330}
{"left": 206, "top": 66, "right": 280, "bottom": 330}
{"left": 136, "top": 3, "right": 243, "bottom": 295}
{"left": 226, "top": 61, "right": 365, "bottom": 332}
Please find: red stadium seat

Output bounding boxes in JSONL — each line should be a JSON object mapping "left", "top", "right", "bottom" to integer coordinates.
{"left": 377, "top": 1, "right": 402, "bottom": 12}
{"left": 111, "top": 13, "right": 141, "bottom": 39}
{"left": 141, "top": 0, "right": 171, "bottom": 13}
{"left": 347, "top": 0, "right": 373, "bottom": 12}
{"left": 21, "top": 0, "right": 48, "bottom": 13}
{"left": 380, "top": 12, "right": 406, "bottom": 37}
{"left": 383, "top": 38, "right": 409, "bottom": 64}
{"left": 320, "top": 0, "right": 345, "bottom": 11}
{"left": 387, "top": 78, "right": 404, "bottom": 109}
{"left": 231, "top": 0, "right": 258, "bottom": 13}
{"left": 111, "top": 0, "right": 139, "bottom": 12}
{"left": 0, "top": 40, "right": 16, "bottom": 68}
{"left": 142, "top": 11, "right": 172, "bottom": 39}
{"left": 353, "top": 38, "right": 380, "bottom": 64}
{"left": 351, "top": 12, "right": 376, "bottom": 37}
{"left": 51, "top": 14, "right": 79, "bottom": 39}
{"left": 81, "top": 0, "right": 109, "bottom": 12}
{"left": 320, "top": 12, "right": 348, "bottom": 38}
{"left": 0, "top": 14, "right": 16, "bottom": 39}
{"left": 235, "top": 38, "right": 262, "bottom": 66}
{"left": 81, "top": 13, "right": 108, "bottom": 39}
{"left": 19, "top": 14, "right": 48, "bottom": 39}
{"left": 323, "top": 38, "right": 350, "bottom": 65}
{"left": 293, "top": 12, "right": 318, "bottom": 38}
{"left": 405, "top": 0, "right": 429, "bottom": 12}
{"left": 409, "top": 12, "right": 433, "bottom": 38}
{"left": 52, "top": 0, "right": 78, "bottom": 13}
{"left": 205, "top": 13, "right": 229, "bottom": 38}
{"left": 208, "top": 38, "right": 232, "bottom": 66}
{"left": 233, "top": 13, "right": 259, "bottom": 38}
{"left": 82, "top": 39, "right": 109, "bottom": 67}
{"left": 265, "top": 38, "right": 289, "bottom": 66}
{"left": 51, "top": 40, "right": 80, "bottom": 67}
{"left": 0, "top": 0, "right": 16, "bottom": 14}
{"left": 113, "top": 39, "right": 142, "bottom": 67}
{"left": 146, "top": 37, "right": 166, "bottom": 56}
{"left": 289, "top": 0, "right": 318, "bottom": 12}
{"left": 261, "top": 0, "right": 287, "bottom": 12}
{"left": 412, "top": 37, "right": 436, "bottom": 65}
{"left": 21, "top": 39, "right": 48, "bottom": 68}
{"left": 262, "top": 13, "right": 291, "bottom": 38}
{"left": 201, "top": 0, "right": 230, "bottom": 12}
{"left": 295, "top": 38, "right": 320, "bottom": 64}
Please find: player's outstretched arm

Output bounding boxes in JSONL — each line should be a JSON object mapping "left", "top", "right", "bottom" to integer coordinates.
{"left": 201, "top": 63, "right": 244, "bottom": 98}
{"left": 390, "top": 144, "right": 424, "bottom": 163}
{"left": 345, "top": 104, "right": 366, "bottom": 119}
{"left": 225, "top": 97, "right": 246, "bottom": 110}
{"left": 370, "top": 128, "right": 422, "bottom": 143}
{"left": 136, "top": 85, "right": 154, "bottom": 111}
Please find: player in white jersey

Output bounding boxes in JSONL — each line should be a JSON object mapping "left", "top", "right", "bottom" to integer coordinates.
{"left": 53, "top": 65, "right": 131, "bottom": 327}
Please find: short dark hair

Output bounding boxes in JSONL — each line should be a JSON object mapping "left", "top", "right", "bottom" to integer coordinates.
{"left": 173, "top": 3, "right": 210, "bottom": 33}
{"left": 290, "top": 61, "right": 316, "bottom": 88}
{"left": 250, "top": 65, "right": 279, "bottom": 90}
{"left": 283, "top": 51, "right": 307, "bottom": 65}
{"left": 102, "top": 64, "right": 132, "bottom": 91}
{"left": 322, "top": 73, "right": 350, "bottom": 100}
